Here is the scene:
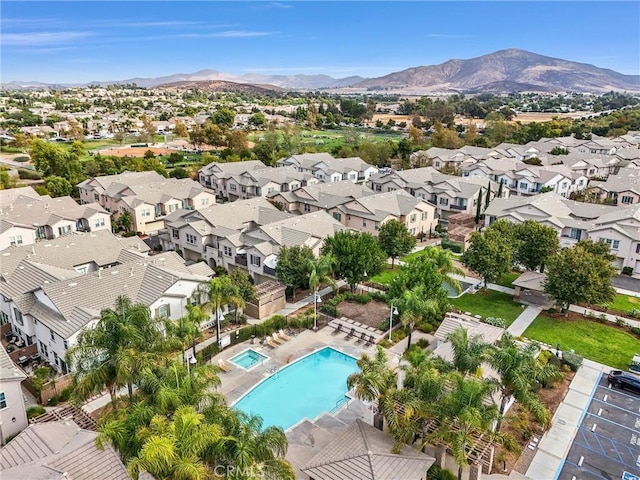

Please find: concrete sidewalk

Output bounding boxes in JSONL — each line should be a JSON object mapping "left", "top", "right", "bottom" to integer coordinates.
{"left": 525, "top": 359, "right": 607, "bottom": 480}
{"left": 507, "top": 305, "right": 542, "bottom": 337}
{"left": 568, "top": 304, "right": 640, "bottom": 328}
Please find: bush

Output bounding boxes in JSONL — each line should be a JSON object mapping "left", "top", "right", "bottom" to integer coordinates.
{"left": 390, "top": 329, "right": 407, "bottom": 343}
{"left": 628, "top": 309, "right": 640, "bottom": 318}
{"left": 14, "top": 156, "right": 30, "bottom": 162}
{"left": 18, "top": 169, "right": 42, "bottom": 180}
{"left": 441, "top": 239, "right": 464, "bottom": 254}
{"left": 418, "top": 321, "right": 434, "bottom": 333}
{"left": 48, "top": 395, "right": 58, "bottom": 406}
{"left": 378, "top": 319, "right": 390, "bottom": 331}
{"left": 537, "top": 349, "right": 553, "bottom": 365}
{"left": 416, "top": 338, "right": 430, "bottom": 349}
{"left": 630, "top": 326, "right": 640, "bottom": 337}
{"left": 58, "top": 387, "right": 72, "bottom": 402}
{"left": 622, "top": 266, "right": 634, "bottom": 276}
{"left": 562, "top": 351, "right": 583, "bottom": 371}
{"left": 427, "top": 464, "right": 457, "bottom": 480}
{"left": 27, "top": 405, "right": 46, "bottom": 419}
{"left": 485, "top": 316, "right": 507, "bottom": 328}
{"left": 615, "top": 317, "right": 629, "bottom": 328}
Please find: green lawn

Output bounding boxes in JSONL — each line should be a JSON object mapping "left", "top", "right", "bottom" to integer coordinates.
{"left": 605, "top": 294, "right": 640, "bottom": 314}
{"left": 496, "top": 271, "right": 520, "bottom": 289}
{"left": 524, "top": 315, "right": 639, "bottom": 370}
{"left": 449, "top": 290, "right": 524, "bottom": 326}
{"left": 369, "top": 265, "right": 399, "bottom": 285}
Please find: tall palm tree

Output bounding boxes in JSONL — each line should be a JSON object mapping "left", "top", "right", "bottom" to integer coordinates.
{"left": 426, "top": 373, "right": 502, "bottom": 480}
{"left": 200, "top": 277, "right": 242, "bottom": 349}
{"left": 347, "top": 346, "right": 397, "bottom": 430}
{"left": 397, "top": 286, "right": 439, "bottom": 351}
{"left": 210, "top": 410, "right": 294, "bottom": 480}
{"left": 66, "top": 295, "right": 165, "bottom": 406}
{"left": 127, "top": 406, "right": 222, "bottom": 480}
{"left": 420, "top": 247, "right": 465, "bottom": 294}
{"left": 447, "top": 327, "right": 494, "bottom": 377}
{"left": 379, "top": 387, "right": 422, "bottom": 454}
{"left": 490, "top": 333, "right": 561, "bottom": 431}
{"left": 308, "top": 254, "right": 336, "bottom": 324}
{"left": 171, "top": 305, "right": 206, "bottom": 359}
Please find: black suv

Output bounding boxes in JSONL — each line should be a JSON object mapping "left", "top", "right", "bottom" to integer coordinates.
{"left": 608, "top": 370, "right": 640, "bottom": 395}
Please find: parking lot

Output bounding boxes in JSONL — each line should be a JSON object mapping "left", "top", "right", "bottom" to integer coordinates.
{"left": 559, "top": 374, "right": 640, "bottom": 480}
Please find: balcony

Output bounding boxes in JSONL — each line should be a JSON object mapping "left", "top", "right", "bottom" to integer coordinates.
{"left": 450, "top": 204, "right": 467, "bottom": 211}
{"left": 263, "top": 265, "right": 277, "bottom": 276}
{"left": 235, "top": 255, "right": 248, "bottom": 267}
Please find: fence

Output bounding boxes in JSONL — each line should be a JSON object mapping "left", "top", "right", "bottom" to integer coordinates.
{"left": 40, "top": 373, "right": 74, "bottom": 405}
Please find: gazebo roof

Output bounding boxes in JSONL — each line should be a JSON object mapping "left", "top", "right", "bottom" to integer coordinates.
{"left": 512, "top": 271, "right": 547, "bottom": 292}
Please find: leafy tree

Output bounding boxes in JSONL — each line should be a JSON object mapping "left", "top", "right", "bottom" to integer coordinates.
{"left": 210, "top": 108, "right": 236, "bottom": 128}
{"left": 462, "top": 223, "right": 514, "bottom": 288}
{"left": 119, "top": 210, "right": 133, "bottom": 233}
{"left": 29, "top": 138, "right": 84, "bottom": 186}
{"left": 549, "top": 146, "right": 570, "bottom": 155}
{"left": 475, "top": 188, "right": 483, "bottom": 224}
{"left": 227, "top": 130, "right": 248, "bottom": 151}
{"left": 248, "top": 112, "right": 267, "bottom": 127}
{"left": 66, "top": 118, "right": 85, "bottom": 140}
{"left": 378, "top": 219, "right": 416, "bottom": 268}
{"left": 44, "top": 175, "right": 72, "bottom": 197}
{"left": 141, "top": 114, "right": 156, "bottom": 143}
{"left": 322, "top": 231, "right": 386, "bottom": 291}
{"left": 513, "top": 221, "right": 559, "bottom": 272}
{"left": 228, "top": 269, "right": 256, "bottom": 322}
{"left": 543, "top": 239, "right": 616, "bottom": 314}
{"left": 308, "top": 255, "right": 336, "bottom": 295}
{"left": 201, "top": 276, "right": 243, "bottom": 348}
{"left": 173, "top": 120, "right": 188, "bottom": 138}
{"left": 275, "top": 245, "right": 315, "bottom": 298}
{"left": 397, "top": 286, "right": 439, "bottom": 350}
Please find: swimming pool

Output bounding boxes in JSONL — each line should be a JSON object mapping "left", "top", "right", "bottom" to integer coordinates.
{"left": 443, "top": 280, "right": 474, "bottom": 298}
{"left": 229, "top": 348, "right": 268, "bottom": 370}
{"left": 233, "top": 347, "right": 359, "bottom": 430}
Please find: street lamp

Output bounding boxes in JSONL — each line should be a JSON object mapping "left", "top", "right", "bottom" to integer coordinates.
{"left": 216, "top": 311, "right": 225, "bottom": 349}
{"left": 314, "top": 290, "right": 322, "bottom": 330}
{"left": 187, "top": 355, "right": 197, "bottom": 375}
{"left": 388, "top": 304, "right": 399, "bottom": 341}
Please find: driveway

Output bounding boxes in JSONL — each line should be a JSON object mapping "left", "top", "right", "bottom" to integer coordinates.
{"left": 614, "top": 275, "right": 640, "bottom": 294}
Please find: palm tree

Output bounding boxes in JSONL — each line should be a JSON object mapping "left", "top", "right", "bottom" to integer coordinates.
{"left": 171, "top": 305, "right": 205, "bottom": 359}
{"left": 489, "top": 333, "right": 562, "bottom": 431}
{"left": 397, "top": 286, "right": 439, "bottom": 351}
{"left": 426, "top": 373, "right": 502, "bottom": 480}
{"left": 420, "top": 247, "right": 465, "bottom": 294}
{"left": 210, "top": 410, "right": 294, "bottom": 480}
{"left": 66, "top": 295, "right": 165, "bottom": 406}
{"left": 200, "top": 277, "right": 242, "bottom": 349}
{"left": 127, "top": 406, "right": 222, "bottom": 480}
{"left": 379, "top": 387, "right": 422, "bottom": 454}
{"left": 447, "top": 327, "right": 494, "bottom": 377}
{"left": 347, "top": 346, "right": 397, "bottom": 430}
{"left": 308, "top": 254, "right": 336, "bottom": 325}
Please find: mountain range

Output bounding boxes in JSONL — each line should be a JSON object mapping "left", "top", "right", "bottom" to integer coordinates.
{"left": 3, "top": 49, "right": 639, "bottom": 93}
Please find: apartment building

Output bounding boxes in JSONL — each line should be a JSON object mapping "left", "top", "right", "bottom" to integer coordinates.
{"left": 276, "top": 152, "right": 378, "bottom": 183}
{"left": 589, "top": 168, "right": 640, "bottom": 206}
{"left": 267, "top": 181, "right": 374, "bottom": 214}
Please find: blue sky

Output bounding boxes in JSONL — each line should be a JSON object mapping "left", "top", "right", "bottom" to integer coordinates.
{"left": 2, "top": 1, "right": 639, "bottom": 83}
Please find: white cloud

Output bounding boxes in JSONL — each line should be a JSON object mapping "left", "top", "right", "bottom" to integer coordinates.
{"left": 2, "top": 31, "right": 94, "bottom": 46}
{"left": 427, "top": 33, "right": 476, "bottom": 38}
{"left": 177, "top": 30, "right": 277, "bottom": 39}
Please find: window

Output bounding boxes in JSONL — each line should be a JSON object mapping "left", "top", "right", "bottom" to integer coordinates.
{"left": 375, "top": 184, "right": 382, "bottom": 192}
{"left": 568, "top": 228, "right": 582, "bottom": 240}
{"left": 519, "top": 182, "right": 528, "bottom": 190}
{"left": 374, "top": 222, "right": 380, "bottom": 230}
{"left": 362, "top": 219, "right": 367, "bottom": 227}
{"left": 94, "top": 193, "right": 100, "bottom": 201}
{"left": 250, "top": 255, "right": 261, "bottom": 267}
{"left": 9, "top": 236, "right": 23, "bottom": 246}
{"left": 186, "top": 234, "right": 197, "bottom": 245}
{"left": 622, "top": 196, "right": 634, "bottom": 204}
{"left": 167, "top": 204, "right": 177, "bottom": 213}
{"left": 53, "top": 352, "right": 59, "bottom": 366}
{"left": 172, "top": 229, "right": 180, "bottom": 239}
{"left": 410, "top": 214, "right": 416, "bottom": 223}
{"left": 0, "top": 392, "right": 6, "bottom": 410}
{"left": 636, "top": 244, "right": 640, "bottom": 254}
{"left": 267, "top": 187, "right": 275, "bottom": 195}
{"left": 13, "top": 308, "right": 23, "bottom": 326}
{"left": 0, "top": 311, "right": 8, "bottom": 324}
{"left": 64, "top": 340, "right": 69, "bottom": 350}
{"left": 439, "top": 198, "right": 449, "bottom": 206}
{"left": 290, "top": 183, "right": 299, "bottom": 190}
{"left": 223, "top": 246, "right": 232, "bottom": 257}
{"left": 202, "top": 198, "right": 209, "bottom": 206}
{"left": 333, "top": 212, "right": 342, "bottom": 221}
{"left": 141, "top": 208, "right": 151, "bottom": 217}
{"left": 39, "top": 342, "right": 48, "bottom": 358}
{"left": 561, "top": 182, "right": 568, "bottom": 189}
{"left": 230, "top": 184, "right": 237, "bottom": 191}
{"left": 94, "top": 217, "right": 105, "bottom": 228}
{"left": 156, "top": 304, "right": 170, "bottom": 319}
{"left": 50, "top": 329, "right": 55, "bottom": 342}
{"left": 304, "top": 203, "right": 311, "bottom": 212}
{"left": 58, "top": 225, "right": 71, "bottom": 235}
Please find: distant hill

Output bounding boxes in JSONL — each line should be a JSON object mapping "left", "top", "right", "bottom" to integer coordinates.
{"left": 353, "top": 49, "right": 640, "bottom": 93}
{"left": 158, "top": 80, "right": 285, "bottom": 94}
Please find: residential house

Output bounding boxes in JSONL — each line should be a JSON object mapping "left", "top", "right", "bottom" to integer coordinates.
{"left": 0, "top": 235, "right": 210, "bottom": 373}
{"left": 267, "top": 181, "right": 374, "bottom": 214}
{"left": 328, "top": 189, "right": 437, "bottom": 237}
{"left": 0, "top": 420, "right": 132, "bottom": 479}
{"left": 589, "top": 204, "right": 640, "bottom": 273}
{"left": 276, "top": 152, "right": 378, "bottom": 183}
{"left": 0, "top": 188, "right": 110, "bottom": 249}
{"left": 161, "top": 197, "right": 292, "bottom": 265}
{"left": 222, "top": 166, "right": 316, "bottom": 201}
{"left": 198, "top": 160, "right": 267, "bottom": 195}
{"left": 78, "top": 171, "right": 216, "bottom": 234}
{"left": 589, "top": 168, "right": 640, "bottom": 206}
{"left": 0, "top": 348, "right": 27, "bottom": 445}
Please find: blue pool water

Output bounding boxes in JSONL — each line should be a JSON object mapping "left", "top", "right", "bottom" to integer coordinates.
{"left": 233, "top": 347, "right": 359, "bottom": 430}
{"left": 229, "top": 349, "right": 268, "bottom": 370}
{"left": 444, "top": 280, "right": 474, "bottom": 298}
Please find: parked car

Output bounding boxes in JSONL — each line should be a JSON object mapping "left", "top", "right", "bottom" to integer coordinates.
{"left": 608, "top": 370, "right": 640, "bottom": 395}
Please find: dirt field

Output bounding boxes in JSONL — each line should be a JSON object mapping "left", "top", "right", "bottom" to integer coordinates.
{"left": 98, "top": 146, "right": 180, "bottom": 157}
{"left": 337, "top": 300, "right": 390, "bottom": 328}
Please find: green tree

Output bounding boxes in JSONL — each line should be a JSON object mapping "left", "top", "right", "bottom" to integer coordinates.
{"left": 475, "top": 188, "right": 483, "bottom": 224}
{"left": 248, "top": 112, "right": 267, "bottom": 127}
{"left": 397, "top": 286, "right": 439, "bottom": 350}
{"left": 29, "top": 138, "right": 84, "bottom": 186}
{"left": 378, "top": 219, "right": 417, "bottom": 268}
{"left": 211, "top": 108, "right": 236, "bottom": 129}
{"left": 322, "top": 231, "right": 386, "bottom": 291}
{"left": 173, "top": 120, "right": 189, "bottom": 138}
{"left": 447, "top": 327, "right": 493, "bottom": 377}
{"left": 490, "top": 333, "right": 561, "bottom": 431}
{"left": 119, "top": 209, "right": 133, "bottom": 233}
{"left": 514, "top": 221, "right": 559, "bottom": 272}
{"left": 462, "top": 224, "right": 514, "bottom": 288}
{"left": 141, "top": 115, "right": 156, "bottom": 143}
{"left": 171, "top": 305, "right": 205, "bottom": 360}
{"left": 201, "top": 276, "right": 242, "bottom": 348}
{"left": 44, "top": 175, "right": 72, "bottom": 197}
{"left": 227, "top": 269, "right": 255, "bottom": 322}
{"left": 543, "top": 239, "right": 616, "bottom": 314}
{"left": 275, "top": 245, "right": 315, "bottom": 298}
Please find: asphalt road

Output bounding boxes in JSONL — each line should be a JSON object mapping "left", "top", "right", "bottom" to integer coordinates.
{"left": 558, "top": 374, "right": 640, "bottom": 480}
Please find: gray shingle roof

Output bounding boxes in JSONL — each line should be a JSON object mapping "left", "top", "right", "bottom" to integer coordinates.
{"left": 0, "top": 346, "right": 26, "bottom": 382}
{"left": 302, "top": 419, "right": 434, "bottom": 480}
{"left": 0, "top": 421, "right": 131, "bottom": 480}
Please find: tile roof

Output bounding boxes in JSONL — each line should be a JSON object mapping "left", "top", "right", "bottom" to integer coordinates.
{"left": 0, "top": 346, "right": 27, "bottom": 382}
{"left": 302, "top": 419, "right": 434, "bottom": 480}
{"left": 0, "top": 421, "right": 131, "bottom": 480}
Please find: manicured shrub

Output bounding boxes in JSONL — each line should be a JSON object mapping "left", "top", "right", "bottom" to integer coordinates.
{"left": 427, "top": 464, "right": 457, "bottom": 480}
{"left": 622, "top": 266, "right": 633, "bottom": 276}
{"left": 562, "top": 351, "right": 583, "bottom": 372}
{"left": 485, "top": 316, "right": 507, "bottom": 328}
{"left": 416, "top": 338, "right": 430, "bottom": 349}
{"left": 441, "top": 239, "right": 464, "bottom": 254}
{"left": 27, "top": 405, "right": 46, "bottom": 419}
{"left": 630, "top": 326, "right": 640, "bottom": 337}
{"left": 18, "top": 169, "right": 42, "bottom": 180}
{"left": 615, "top": 317, "right": 629, "bottom": 328}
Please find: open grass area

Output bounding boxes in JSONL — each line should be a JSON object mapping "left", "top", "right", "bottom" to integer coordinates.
{"left": 368, "top": 265, "right": 398, "bottom": 285}
{"left": 496, "top": 271, "right": 520, "bottom": 289}
{"left": 606, "top": 294, "right": 640, "bottom": 313}
{"left": 524, "top": 315, "right": 639, "bottom": 370}
{"left": 449, "top": 290, "right": 524, "bottom": 326}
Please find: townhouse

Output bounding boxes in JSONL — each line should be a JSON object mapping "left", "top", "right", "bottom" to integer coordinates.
{"left": 368, "top": 167, "right": 505, "bottom": 221}
{"left": 267, "top": 181, "right": 375, "bottom": 214}
{"left": 328, "top": 189, "right": 438, "bottom": 237}
{"left": 589, "top": 168, "right": 640, "bottom": 206}
{"left": 0, "top": 347, "right": 27, "bottom": 446}
{"left": 0, "top": 187, "right": 111, "bottom": 249}
{"left": 276, "top": 152, "right": 379, "bottom": 183}
{"left": 485, "top": 192, "right": 640, "bottom": 274}
{"left": 198, "top": 160, "right": 266, "bottom": 195}
{"left": 0, "top": 246, "right": 213, "bottom": 374}
{"left": 78, "top": 171, "right": 216, "bottom": 234}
